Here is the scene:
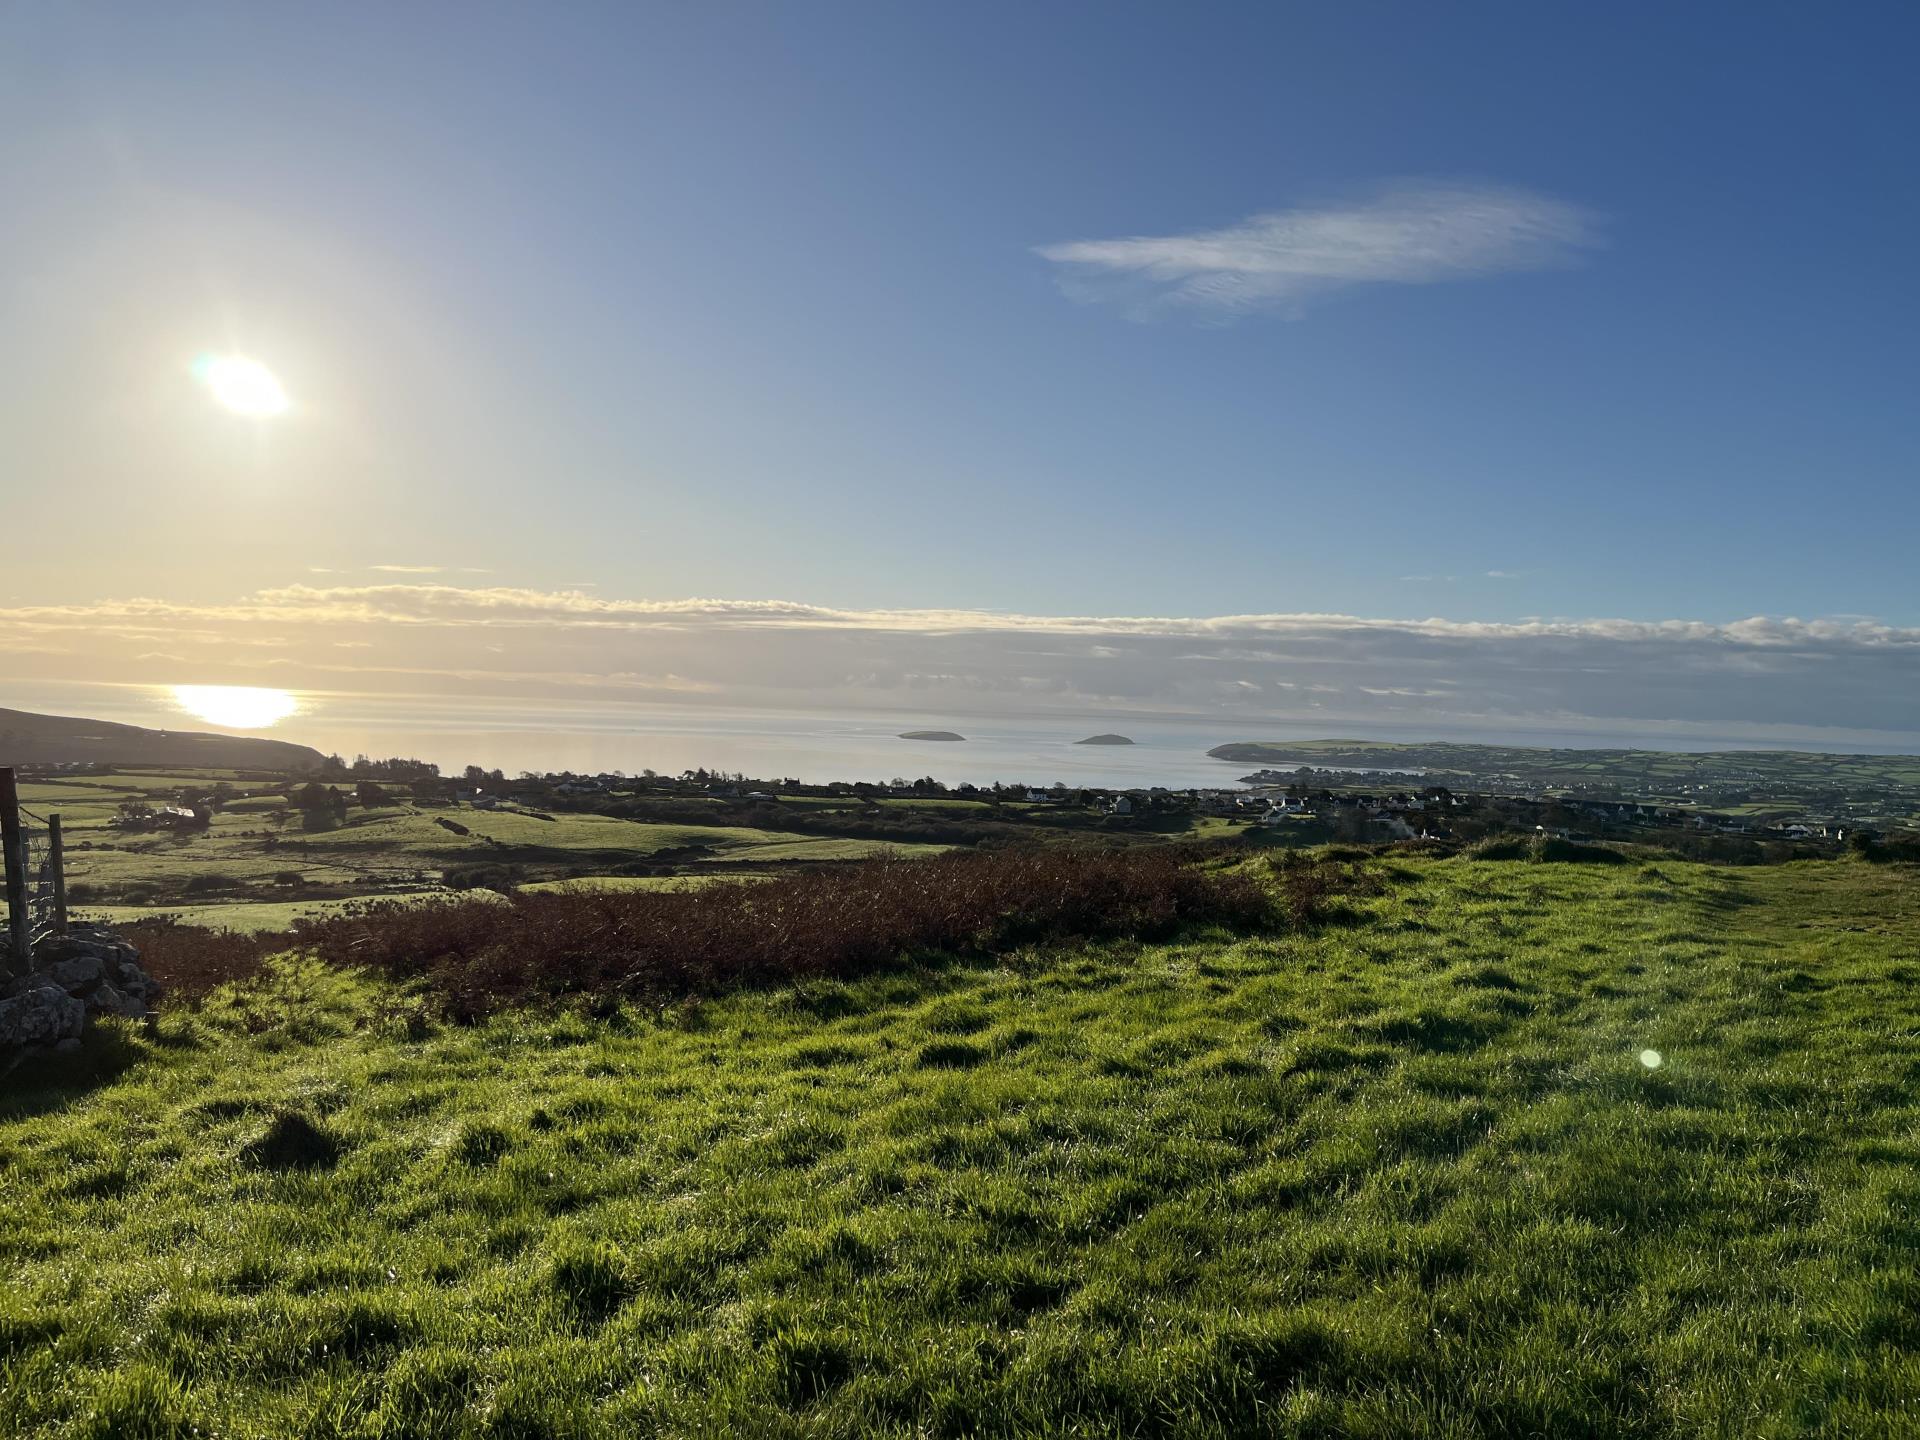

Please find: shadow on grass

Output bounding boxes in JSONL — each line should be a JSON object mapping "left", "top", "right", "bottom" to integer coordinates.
{"left": 0, "top": 1022, "right": 153, "bottom": 1122}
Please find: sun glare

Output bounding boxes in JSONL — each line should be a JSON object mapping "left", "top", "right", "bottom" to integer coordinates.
{"left": 194, "top": 353, "right": 290, "bottom": 418}
{"left": 171, "top": 685, "right": 299, "bottom": 729}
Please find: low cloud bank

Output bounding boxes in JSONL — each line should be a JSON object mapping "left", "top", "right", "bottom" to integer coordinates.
{"left": 8, "top": 584, "right": 1920, "bottom": 745}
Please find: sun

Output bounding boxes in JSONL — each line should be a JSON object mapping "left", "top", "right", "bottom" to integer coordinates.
{"left": 193, "top": 353, "right": 290, "bottom": 418}
{"left": 171, "top": 685, "right": 299, "bottom": 729}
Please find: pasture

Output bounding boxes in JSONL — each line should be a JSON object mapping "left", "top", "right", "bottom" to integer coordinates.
{"left": 34, "top": 770, "right": 943, "bottom": 925}
{"left": 5, "top": 857, "right": 1919, "bottom": 1435}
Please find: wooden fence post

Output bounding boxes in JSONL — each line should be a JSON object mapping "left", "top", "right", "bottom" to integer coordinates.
{"left": 49, "top": 814, "right": 67, "bottom": 935}
{"left": 0, "top": 768, "right": 26, "bottom": 972}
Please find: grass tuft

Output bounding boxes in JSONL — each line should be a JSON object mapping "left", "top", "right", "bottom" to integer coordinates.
{"left": 453, "top": 1120, "right": 513, "bottom": 1167}
{"left": 78, "top": 1365, "right": 197, "bottom": 1440}
{"left": 549, "top": 1239, "right": 634, "bottom": 1322}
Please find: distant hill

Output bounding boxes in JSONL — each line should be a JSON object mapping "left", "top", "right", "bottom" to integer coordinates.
{"left": 0, "top": 707, "right": 327, "bottom": 772}
{"left": 1074, "top": 734, "right": 1135, "bottom": 745}
{"left": 898, "top": 730, "right": 966, "bottom": 742}
{"left": 1205, "top": 737, "right": 1920, "bottom": 820}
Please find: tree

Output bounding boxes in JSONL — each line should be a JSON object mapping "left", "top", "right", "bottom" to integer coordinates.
{"left": 294, "top": 781, "right": 339, "bottom": 831}
{"left": 1332, "top": 807, "right": 1373, "bottom": 843}
{"left": 356, "top": 780, "right": 390, "bottom": 808}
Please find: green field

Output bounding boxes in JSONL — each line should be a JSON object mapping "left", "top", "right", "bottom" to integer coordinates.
{"left": 517, "top": 874, "right": 763, "bottom": 895}
{"left": 75, "top": 891, "right": 497, "bottom": 934}
{"left": 74, "top": 875, "right": 776, "bottom": 934}
{"left": 42, "top": 782, "right": 935, "bottom": 917}
{"left": 7, "top": 858, "right": 1920, "bottom": 1435}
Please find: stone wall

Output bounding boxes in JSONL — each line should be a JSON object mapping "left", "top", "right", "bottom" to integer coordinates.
{"left": 1, "top": 924, "right": 160, "bottom": 1056}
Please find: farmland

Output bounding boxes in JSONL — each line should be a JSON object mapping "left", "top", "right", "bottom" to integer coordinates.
{"left": 6, "top": 855, "right": 1920, "bottom": 1435}
{"left": 15, "top": 769, "right": 949, "bottom": 934}
{"left": 21, "top": 740, "right": 1920, "bottom": 942}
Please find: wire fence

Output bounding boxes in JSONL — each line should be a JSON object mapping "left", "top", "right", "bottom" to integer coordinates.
{"left": 3, "top": 768, "right": 69, "bottom": 967}
{"left": 16, "top": 806, "right": 63, "bottom": 946}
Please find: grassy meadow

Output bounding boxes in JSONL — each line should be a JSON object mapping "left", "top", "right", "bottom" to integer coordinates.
{"left": 6, "top": 856, "right": 1920, "bottom": 1435}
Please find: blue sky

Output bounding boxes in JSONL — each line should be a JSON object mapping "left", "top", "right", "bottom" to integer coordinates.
{"left": 6, "top": 3, "right": 1920, "bottom": 742}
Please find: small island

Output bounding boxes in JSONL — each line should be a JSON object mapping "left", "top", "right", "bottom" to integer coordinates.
{"left": 898, "top": 730, "right": 966, "bottom": 742}
{"left": 1074, "top": 733, "right": 1135, "bottom": 746}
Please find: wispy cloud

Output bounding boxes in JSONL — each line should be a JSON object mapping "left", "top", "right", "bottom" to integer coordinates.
{"left": 1037, "top": 180, "right": 1601, "bottom": 317}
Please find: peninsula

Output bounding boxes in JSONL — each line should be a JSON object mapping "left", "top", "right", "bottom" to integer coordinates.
{"left": 0, "top": 707, "right": 326, "bottom": 772}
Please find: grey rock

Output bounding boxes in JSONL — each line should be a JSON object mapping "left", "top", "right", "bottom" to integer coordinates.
{"left": 46, "top": 955, "right": 104, "bottom": 991}
{"left": 88, "top": 983, "right": 148, "bottom": 1021}
{"left": 12, "top": 985, "right": 84, "bottom": 1046}
{"left": 41, "top": 937, "right": 109, "bottom": 963}
{"left": 5, "top": 924, "right": 161, "bottom": 1057}
{"left": 52, "top": 1037, "right": 81, "bottom": 1055}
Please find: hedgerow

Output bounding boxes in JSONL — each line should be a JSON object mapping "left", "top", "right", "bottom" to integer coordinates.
{"left": 292, "top": 846, "right": 1275, "bottom": 1019}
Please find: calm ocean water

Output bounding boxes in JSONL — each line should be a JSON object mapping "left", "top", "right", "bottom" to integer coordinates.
{"left": 308, "top": 706, "right": 1261, "bottom": 789}
{"left": 13, "top": 684, "right": 1920, "bottom": 789}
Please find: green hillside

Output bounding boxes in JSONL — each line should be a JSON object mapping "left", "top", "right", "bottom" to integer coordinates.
{"left": 6, "top": 857, "right": 1920, "bottom": 1435}
{"left": 1209, "top": 737, "right": 1920, "bottom": 822}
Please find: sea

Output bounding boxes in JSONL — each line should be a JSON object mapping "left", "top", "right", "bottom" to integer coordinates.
{"left": 12, "top": 683, "right": 1920, "bottom": 790}
{"left": 310, "top": 705, "right": 1263, "bottom": 790}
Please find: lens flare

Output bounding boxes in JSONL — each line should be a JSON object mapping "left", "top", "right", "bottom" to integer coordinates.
{"left": 193, "top": 354, "right": 289, "bottom": 417}
{"left": 171, "top": 685, "right": 298, "bottom": 729}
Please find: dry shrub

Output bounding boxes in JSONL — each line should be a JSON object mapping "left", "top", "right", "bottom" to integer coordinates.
{"left": 118, "top": 917, "right": 276, "bottom": 1000}
{"left": 291, "top": 846, "right": 1274, "bottom": 1020}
